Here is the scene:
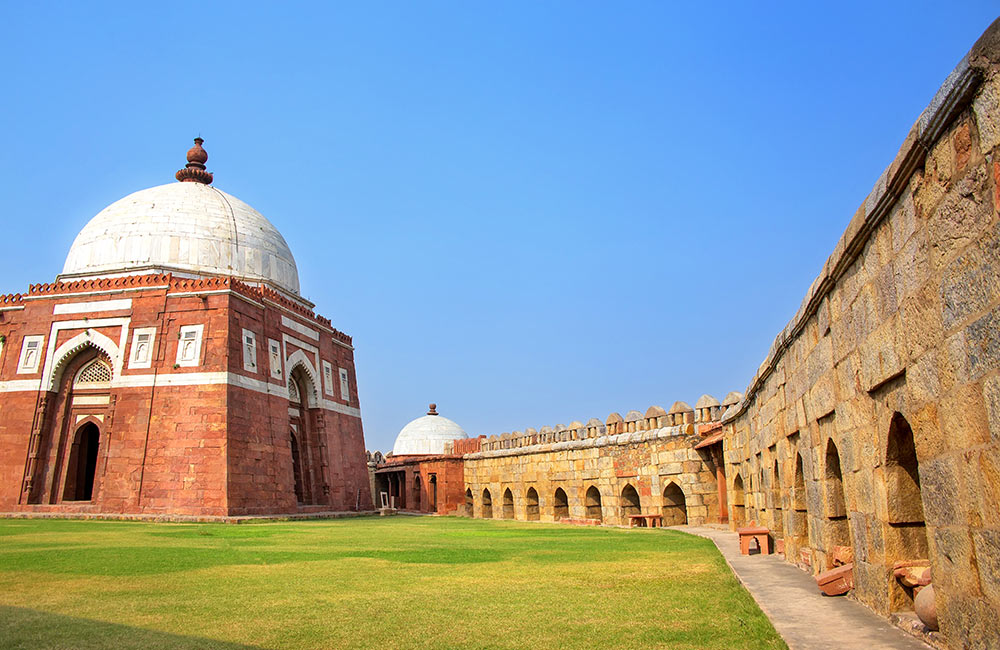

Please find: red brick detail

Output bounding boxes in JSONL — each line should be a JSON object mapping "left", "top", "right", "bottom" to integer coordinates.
{"left": 452, "top": 436, "right": 485, "bottom": 455}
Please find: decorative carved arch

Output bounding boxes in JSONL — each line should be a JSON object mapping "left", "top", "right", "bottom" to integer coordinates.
{"left": 46, "top": 329, "right": 120, "bottom": 392}
{"left": 286, "top": 349, "right": 319, "bottom": 408}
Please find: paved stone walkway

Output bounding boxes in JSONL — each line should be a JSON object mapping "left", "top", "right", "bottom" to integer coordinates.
{"left": 679, "top": 526, "right": 931, "bottom": 650}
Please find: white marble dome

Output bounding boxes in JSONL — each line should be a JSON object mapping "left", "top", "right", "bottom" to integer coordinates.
{"left": 61, "top": 181, "right": 300, "bottom": 295}
{"left": 392, "top": 405, "right": 468, "bottom": 455}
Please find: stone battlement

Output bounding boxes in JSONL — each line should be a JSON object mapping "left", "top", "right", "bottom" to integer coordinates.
{"left": 460, "top": 393, "right": 742, "bottom": 454}
{"left": 464, "top": 425, "right": 701, "bottom": 460}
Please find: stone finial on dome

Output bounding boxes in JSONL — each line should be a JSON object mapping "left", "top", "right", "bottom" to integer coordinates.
{"left": 175, "top": 137, "right": 214, "bottom": 185}
{"left": 427, "top": 403, "right": 438, "bottom": 416}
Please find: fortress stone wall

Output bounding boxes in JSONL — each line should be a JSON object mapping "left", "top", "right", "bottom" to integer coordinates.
{"left": 720, "top": 21, "right": 1000, "bottom": 648}
{"left": 365, "top": 21, "right": 1000, "bottom": 648}
{"left": 460, "top": 398, "right": 734, "bottom": 526}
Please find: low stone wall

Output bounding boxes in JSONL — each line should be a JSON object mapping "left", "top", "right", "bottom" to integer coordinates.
{"left": 463, "top": 425, "right": 721, "bottom": 526}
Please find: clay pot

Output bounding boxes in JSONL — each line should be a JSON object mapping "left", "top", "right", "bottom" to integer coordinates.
{"left": 915, "top": 583, "right": 939, "bottom": 631}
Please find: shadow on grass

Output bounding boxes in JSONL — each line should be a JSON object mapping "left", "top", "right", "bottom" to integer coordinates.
{"left": 0, "top": 605, "right": 260, "bottom": 650}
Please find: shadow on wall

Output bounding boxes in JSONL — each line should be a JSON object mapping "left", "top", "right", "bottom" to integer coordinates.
{"left": 0, "top": 605, "right": 261, "bottom": 649}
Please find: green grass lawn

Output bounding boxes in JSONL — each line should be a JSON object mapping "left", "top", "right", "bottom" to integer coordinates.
{"left": 0, "top": 516, "right": 785, "bottom": 649}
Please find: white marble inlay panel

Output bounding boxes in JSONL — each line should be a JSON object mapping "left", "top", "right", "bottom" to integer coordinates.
{"left": 281, "top": 315, "right": 319, "bottom": 341}
{"left": 54, "top": 298, "right": 132, "bottom": 315}
{"left": 72, "top": 395, "right": 111, "bottom": 406}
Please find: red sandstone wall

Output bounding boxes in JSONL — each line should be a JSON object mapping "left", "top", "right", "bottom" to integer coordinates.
{"left": 223, "top": 292, "right": 372, "bottom": 515}
{"left": 451, "top": 436, "right": 484, "bottom": 455}
{"left": 420, "top": 458, "right": 466, "bottom": 515}
{"left": 0, "top": 274, "right": 371, "bottom": 516}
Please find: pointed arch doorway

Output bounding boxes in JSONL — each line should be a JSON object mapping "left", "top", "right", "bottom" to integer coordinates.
{"left": 63, "top": 422, "right": 100, "bottom": 501}
{"left": 287, "top": 366, "right": 322, "bottom": 506}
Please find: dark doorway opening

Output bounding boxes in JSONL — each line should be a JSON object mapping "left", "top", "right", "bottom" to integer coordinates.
{"left": 63, "top": 423, "right": 99, "bottom": 501}
{"left": 290, "top": 432, "right": 305, "bottom": 504}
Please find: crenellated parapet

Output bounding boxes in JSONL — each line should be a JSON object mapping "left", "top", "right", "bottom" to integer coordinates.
{"left": 469, "top": 395, "right": 730, "bottom": 457}
{"left": 28, "top": 273, "right": 173, "bottom": 295}
{"left": 0, "top": 292, "right": 24, "bottom": 306}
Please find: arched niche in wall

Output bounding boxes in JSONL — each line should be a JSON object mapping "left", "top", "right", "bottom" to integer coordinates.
{"left": 585, "top": 486, "right": 603, "bottom": 522}
{"left": 525, "top": 487, "right": 540, "bottom": 521}
{"left": 481, "top": 488, "right": 493, "bottom": 519}
{"left": 502, "top": 488, "right": 514, "bottom": 520}
{"left": 620, "top": 484, "right": 641, "bottom": 521}
{"left": 790, "top": 453, "right": 809, "bottom": 555}
{"left": 731, "top": 473, "right": 746, "bottom": 526}
{"left": 824, "top": 439, "right": 851, "bottom": 553}
{"left": 553, "top": 487, "right": 569, "bottom": 521}
{"left": 661, "top": 481, "right": 687, "bottom": 525}
{"left": 884, "top": 412, "right": 929, "bottom": 612}
{"left": 770, "top": 461, "right": 783, "bottom": 535}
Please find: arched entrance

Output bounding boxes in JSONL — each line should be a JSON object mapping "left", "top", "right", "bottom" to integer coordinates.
{"left": 553, "top": 488, "right": 569, "bottom": 520}
{"left": 287, "top": 366, "right": 325, "bottom": 506}
{"left": 661, "top": 481, "right": 687, "bottom": 525}
{"left": 620, "top": 484, "right": 640, "bottom": 521}
{"left": 49, "top": 352, "right": 113, "bottom": 506}
{"left": 525, "top": 487, "right": 540, "bottom": 521}
{"left": 481, "top": 488, "right": 493, "bottom": 518}
{"left": 413, "top": 474, "right": 422, "bottom": 510}
{"left": 502, "top": 488, "right": 514, "bottom": 519}
{"left": 585, "top": 486, "right": 602, "bottom": 522}
{"left": 465, "top": 488, "right": 474, "bottom": 516}
{"left": 62, "top": 422, "right": 100, "bottom": 501}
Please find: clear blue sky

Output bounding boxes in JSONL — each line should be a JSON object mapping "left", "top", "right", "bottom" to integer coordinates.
{"left": 1, "top": 3, "right": 996, "bottom": 451}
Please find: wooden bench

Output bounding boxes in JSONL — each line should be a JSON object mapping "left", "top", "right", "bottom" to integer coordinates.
{"left": 629, "top": 514, "right": 663, "bottom": 528}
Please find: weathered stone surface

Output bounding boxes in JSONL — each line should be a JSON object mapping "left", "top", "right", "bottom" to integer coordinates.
{"left": 973, "top": 75, "right": 1000, "bottom": 153}
{"left": 982, "top": 374, "right": 1000, "bottom": 442}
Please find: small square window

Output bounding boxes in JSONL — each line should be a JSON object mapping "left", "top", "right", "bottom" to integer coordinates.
{"left": 176, "top": 325, "right": 204, "bottom": 367}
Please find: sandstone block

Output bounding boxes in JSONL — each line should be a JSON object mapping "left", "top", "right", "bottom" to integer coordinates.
{"left": 973, "top": 75, "right": 1000, "bottom": 154}
{"left": 984, "top": 374, "right": 1000, "bottom": 442}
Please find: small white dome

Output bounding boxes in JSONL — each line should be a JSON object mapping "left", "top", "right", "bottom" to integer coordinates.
{"left": 392, "top": 405, "right": 468, "bottom": 455}
{"left": 62, "top": 181, "right": 300, "bottom": 295}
